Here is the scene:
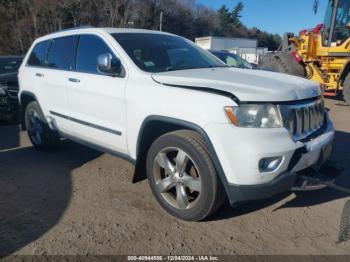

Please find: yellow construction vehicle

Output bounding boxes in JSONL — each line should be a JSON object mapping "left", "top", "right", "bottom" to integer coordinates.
{"left": 260, "top": 0, "right": 350, "bottom": 105}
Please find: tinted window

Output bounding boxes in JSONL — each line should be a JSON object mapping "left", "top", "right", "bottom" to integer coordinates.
{"left": 47, "top": 36, "right": 78, "bottom": 70}
{"left": 27, "top": 41, "right": 49, "bottom": 67}
{"left": 76, "top": 35, "right": 116, "bottom": 74}
{"left": 332, "top": 0, "right": 350, "bottom": 43}
{"left": 112, "top": 33, "right": 226, "bottom": 73}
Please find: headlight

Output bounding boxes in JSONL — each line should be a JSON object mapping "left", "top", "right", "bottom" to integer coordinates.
{"left": 0, "top": 86, "right": 7, "bottom": 96}
{"left": 225, "top": 104, "right": 282, "bottom": 128}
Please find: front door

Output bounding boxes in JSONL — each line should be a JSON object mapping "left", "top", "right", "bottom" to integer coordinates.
{"left": 67, "top": 34, "right": 128, "bottom": 154}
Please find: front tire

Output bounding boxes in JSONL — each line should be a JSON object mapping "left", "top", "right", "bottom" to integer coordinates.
{"left": 25, "top": 101, "right": 60, "bottom": 150}
{"left": 146, "top": 130, "right": 225, "bottom": 221}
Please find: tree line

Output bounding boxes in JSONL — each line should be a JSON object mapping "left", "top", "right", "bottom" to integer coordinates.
{"left": 0, "top": 0, "right": 281, "bottom": 55}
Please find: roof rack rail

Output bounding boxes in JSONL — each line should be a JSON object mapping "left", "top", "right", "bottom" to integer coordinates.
{"left": 47, "top": 25, "right": 94, "bottom": 35}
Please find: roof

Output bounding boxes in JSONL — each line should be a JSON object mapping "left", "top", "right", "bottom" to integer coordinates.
{"left": 105, "top": 28, "right": 173, "bottom": 35}
{"left": 35, "top": 27, "right": 174, "bottom": 42}
{"left": 195, "top": 36, "right": 257, "bottom": 42}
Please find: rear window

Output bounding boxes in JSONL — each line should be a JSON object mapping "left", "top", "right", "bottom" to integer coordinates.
{"left": 27, "top": 41, "right": 50, "bottom": 67}
{"left": 47, "top": 36, "right": 78, "bottom": 70}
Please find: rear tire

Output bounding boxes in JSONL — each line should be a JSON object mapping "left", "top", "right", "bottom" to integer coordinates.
{"left": 25, "top": 101, "right": 60, "bottom": 150}
{"left": 260, "top": 53, "right": 306, "bottom": 78}
{"left": 146, "top": 130, "right": 225, "bottom": 221}
{"left": 343, "top": 74, "right": 350, "bottom": 105}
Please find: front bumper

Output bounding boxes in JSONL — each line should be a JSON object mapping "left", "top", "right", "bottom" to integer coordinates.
{"left": 0, "top": 95, "right": 19, "bottom": 121}
{"left": 226, "top": 172, "right": 297, "bottom": 205}
{"left": 205, "top": 113, "right": 335, "bottom": 205}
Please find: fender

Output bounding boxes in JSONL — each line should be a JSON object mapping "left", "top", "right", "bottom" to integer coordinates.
{"left": 19, "top": 90, "right": 38, "bottom": 105}
{"left": 135, "top": 115, "right": 234, "bottom": 198}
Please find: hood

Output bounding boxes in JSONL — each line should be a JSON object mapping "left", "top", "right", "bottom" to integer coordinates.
{"left": 151, "top": 67, "right": 321, "bottom": 102}
{"left": 0, "top": 72, "right": 18, "bottom": 85}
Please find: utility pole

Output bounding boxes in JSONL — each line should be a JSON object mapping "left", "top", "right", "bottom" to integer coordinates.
{"left": 160, "top": 11, "right": 163, "bottom": 31}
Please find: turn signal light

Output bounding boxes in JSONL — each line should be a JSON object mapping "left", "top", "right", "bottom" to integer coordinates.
{"left": 224, "top": 107, "right": 238, "bottom": 126}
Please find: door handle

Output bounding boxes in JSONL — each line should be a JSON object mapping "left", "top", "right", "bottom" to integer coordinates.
{"left": 68, "top": 78, "right": 80, "bottom": 83}
{"left": 35, "top": 73, "right": 44, "bottom": 77}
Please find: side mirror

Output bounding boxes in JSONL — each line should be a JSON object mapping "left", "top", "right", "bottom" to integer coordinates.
{"left": 97, "top": 53, "right": 122, "bottom": 76}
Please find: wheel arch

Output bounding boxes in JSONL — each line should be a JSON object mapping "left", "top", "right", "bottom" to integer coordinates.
{"left": 19, "top": 91, "right": 38, "bottom": 130}
{"left": 133, "top": 115, "right": 231, "bottom": 197}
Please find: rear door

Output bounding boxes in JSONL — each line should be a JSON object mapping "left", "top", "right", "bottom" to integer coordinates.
{"left": 43, "top": 35, "right": 78, "bottom": 133}
{"left": 66, "top": 34, "right": 128, "bottom": 154}
{"left": 21, "top": 40, "right": 50, "bottom": 112}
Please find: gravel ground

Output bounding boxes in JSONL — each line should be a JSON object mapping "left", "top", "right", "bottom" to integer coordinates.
{"left": 1, "top": 98, "right": 350, "bottom": 256}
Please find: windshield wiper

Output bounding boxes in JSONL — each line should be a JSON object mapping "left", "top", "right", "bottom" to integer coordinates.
{"left": 197, "top": 65, "right": 228, "bottom": 69}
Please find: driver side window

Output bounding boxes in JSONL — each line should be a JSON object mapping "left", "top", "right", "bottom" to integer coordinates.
{"left": 76, "top": 35, "right": 120, "bottom": 75}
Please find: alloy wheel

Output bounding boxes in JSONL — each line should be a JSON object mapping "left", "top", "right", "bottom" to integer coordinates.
{"left": 153, "top": 147, "right": 202, "bottom": 210}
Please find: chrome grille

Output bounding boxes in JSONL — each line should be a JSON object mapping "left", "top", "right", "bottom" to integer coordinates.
{"left": 279, "top": 99, "right": 325, "bottom": 141}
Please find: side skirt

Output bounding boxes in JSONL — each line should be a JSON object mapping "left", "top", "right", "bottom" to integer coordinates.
{"left": 59, "top": 131, "right": 136, "bottom": 165}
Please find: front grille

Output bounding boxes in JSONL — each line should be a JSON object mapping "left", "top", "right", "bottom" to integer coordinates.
{"left": 279, "top": 98, "right": 325, "bottom": 141}
{"left": 7, "top": 87, "right": 19, "bottom": 98}
{"left": 0, "top": 82, "right": 19, "bottom": 99}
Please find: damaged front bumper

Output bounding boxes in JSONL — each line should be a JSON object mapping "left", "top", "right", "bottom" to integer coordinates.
{"left": 224, "top": 115, "right": 335, "bottom": 205}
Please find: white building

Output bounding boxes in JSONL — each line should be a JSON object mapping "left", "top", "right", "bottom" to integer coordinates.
{"left": 231, "top": 47, "right": 269, "bottom": 65}
{"left": 195, "top": 36, "right": 267, "bottom": 65}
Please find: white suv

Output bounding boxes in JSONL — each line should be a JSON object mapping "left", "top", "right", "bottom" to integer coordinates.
{"left": 18, "top": 28, "right": 335, "bottom": 221}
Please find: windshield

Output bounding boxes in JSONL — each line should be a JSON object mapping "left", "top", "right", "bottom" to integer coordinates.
{"left": 112, "top": 33, "right": 227, "bottom": 73}
{"left": 334, "top": 0, "right": 350, "bottom": 42}
{"left": 0, "top": 57, "right": 22, "bottom": 74}
{"left": 324, "top": 0, "right": 350, "bottom": 44}
{"left": 211, "top": 51, "right": 252, "bottom": 69}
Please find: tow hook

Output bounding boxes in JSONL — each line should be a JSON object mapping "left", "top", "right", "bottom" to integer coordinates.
{"left": 297, "top": 170, "right": 350, "bottom": 243}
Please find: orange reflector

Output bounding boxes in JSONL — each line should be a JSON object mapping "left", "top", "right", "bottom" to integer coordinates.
{"left": 224, "top": 107, "right": 238, "bottom": 126}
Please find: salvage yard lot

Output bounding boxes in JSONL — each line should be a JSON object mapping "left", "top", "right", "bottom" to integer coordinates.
{"left": 1, "top": 98, "right": 350, "bottom": 256}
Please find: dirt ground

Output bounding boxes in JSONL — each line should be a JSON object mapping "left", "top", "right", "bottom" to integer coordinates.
{"left": 1, "top": 98, "right": 350, "bottom": 256}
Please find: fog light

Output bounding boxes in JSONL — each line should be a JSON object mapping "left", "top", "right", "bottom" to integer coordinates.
{"left": 259, "top": 157, "right": 283, "bottom": 173}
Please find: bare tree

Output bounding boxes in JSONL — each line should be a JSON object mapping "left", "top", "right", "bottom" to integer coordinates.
{"left": 0, "top": 0, "right": 281, "bottom": 55}
{"left": 62, "top": 0, "right": 81, "bottom": 27}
